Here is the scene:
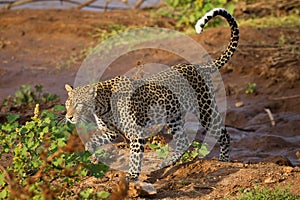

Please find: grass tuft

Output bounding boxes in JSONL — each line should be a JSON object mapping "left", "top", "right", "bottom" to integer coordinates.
{"left": 238, "top": 14, "right": 300, "bottom": 28}
{"left": 233, "top": 186, "right": 300, "bottom": 200}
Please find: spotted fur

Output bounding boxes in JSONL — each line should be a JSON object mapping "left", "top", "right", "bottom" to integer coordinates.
{"left": 65, "top": 8, "right": 239, "bottom": 181}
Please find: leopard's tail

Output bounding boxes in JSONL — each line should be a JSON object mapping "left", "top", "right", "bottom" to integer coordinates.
{"left": 195, "top": 8, "right": 239, "bottom": 71}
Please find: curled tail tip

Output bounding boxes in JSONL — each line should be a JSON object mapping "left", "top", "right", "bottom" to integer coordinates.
{"left": 195, "top": 8, "right": 229, "bottom": 34}
{"left": 195, "top": 22, "right": 203, "bottom": 34}
{"left": 194, "top": 8, "right": 239, "bottom": 70}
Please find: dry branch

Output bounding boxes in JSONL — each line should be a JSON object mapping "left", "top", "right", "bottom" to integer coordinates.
{"left": 134, "top": 0, "right": 145, "bottom": 9}
{"left": 1, "top": 0, "right": 36, "bottom": 10}
{"left": 270, "top": 94, "right": 300, "bottom": 101}
{"left": 0, "top": 0, "right": 129, "bottom": 10}
{"left": 75, "top": 0, "right": 95, "bottom": 10}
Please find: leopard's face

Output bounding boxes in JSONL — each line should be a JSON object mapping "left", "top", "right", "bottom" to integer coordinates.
{"left": 64, "top": 84, "right": 95, "bottom": 124}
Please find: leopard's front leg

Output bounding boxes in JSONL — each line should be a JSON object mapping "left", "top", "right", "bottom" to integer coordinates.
{"left": 85, "top": 112, "right": 120, "bottom": 162}
{"left": 85, "top": 131, "right": 118, "bottom": 152}
{"left": 85, "top": 130, "right": 119, "bottom": 164}
{"left": 126, "top": 137, "right": 145, "bottom": 181}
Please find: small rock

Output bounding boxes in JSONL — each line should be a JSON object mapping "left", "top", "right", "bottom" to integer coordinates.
{"left": 235, "top": 101, "right": 244, "bottom": 108}
{"left": 283, "top": 166, "right": 293, "bottom": 174}
{"left": 264, "top": 156, "right": 293, "bottom": 167}
{"left": 219, "top": 179, "right": 231, "bottom": 186}
{"left": 0, "top": 41, "right": 5, "bottom": 49}
{"left": 293, "top": 166, "right": 300, "bottom": 172}
{"left": 264, "top": 177, "right": 276, "bottom": 184}
{"left": 279, "top": 177, "right": 286, "bottom": 182}
{"left": 244, "top": 187, "right": 251, "bottom": 193}
{"left": 250, "top": 179, "right": 261, "bottom": 183}
{"left": 108, "top": 175, "right": 129, "bottom": 200}
{"left": 129, "top": 181, "right": 157, "bottom": 197}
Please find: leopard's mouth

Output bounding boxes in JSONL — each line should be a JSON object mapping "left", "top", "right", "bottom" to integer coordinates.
{"left": 66, "top": 116, "right": 77, "bottom": 124}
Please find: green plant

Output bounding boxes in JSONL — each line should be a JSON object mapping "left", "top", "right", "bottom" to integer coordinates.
{"left": 3, "top": 84, "right": 59, "bottom": 106}
{"left": 149, "top": 143, "right": 169, "bottom": 159}
{"left": 80, "top": 188, "right": 110, "bottom": 199}
{"left": 278, "top": 34, "right": 286, "bottom": 45}
{"left": 156, "top": 0, "right": 238, "bottom": 31}
{"left": 0, "top": 104, "right": 109, "bottom": 199}
{"left": 238, "top": 14, "right": 300, "bottom": 28}
{"left": 234, "top": 186, "right": 300, "bottom": 200}
{"left": 245, "top": 83, "right": 256, "bottom": 94}
{"left": 180, "top": 141, "right": 209, "bottom": 163}
{"left": 90, "top": 24, "right": 128, "bottom": 42}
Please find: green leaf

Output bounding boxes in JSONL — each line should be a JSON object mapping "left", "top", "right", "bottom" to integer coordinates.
{"left": 0, "top": 188, "right": 8, "bottom": 199}
{"left": 226, "top": 3, "right": 236, "bottom": 14}
{"left": 2, "top": 97, "right": 9, "bottom": 106}
{"left": 53, "top": 105, "right": 66, "bottom": 111}
{"left": 172, "top": 0, "right": 179, "bottom": 7}
{"left": 80, "top": 188, "right": 93, "bottom": 199}
{"left": 191, "top": 150, "right": 199, "bottom": 158}
{"left": 43, "top": 117, "right": 51, "bottom": 125}
{"left": 97, "top": 191, "right": 110, "bottom": 199}
{"left": 198, "top": 144, "right": 209, "bottom": 157}
{"left": 42, "top": 126, "right": 49, "bottom": 133}
{"left": 42, "top": 93, "right": 59, "bottom": 102}
{"left": 50, "top": 142, "right": 58, "bottom": 151}
{"left": 94, "top": 148, "right": 109, "bottom": 159}
{"left": 53, "top": 157, "right": 64, "bottom": 167}
{"left": 25, "top": 121, "right": 36, "bottom": 130}
{"left": 86, "top": 164, "right": 109, "bottom": 178}
{"left": 7, "top": 113, "right": 20, "bottom": 124}
{"left": 57, "top": 138, "right": 66, "bottom": 147}
{"left": 27, "top": 140, "right": 35, "bottom": 149}
{"left": 78, "top": 151, "right": 92, "bottom": 164}
{"left": 189, "top": 14, "right": 196, "bottom": 23}
{"left": 156, "top": 144, "right": 169, "bottom": 159}
{"left": 149, "top": 143, "right": 160, "bottom": 150}
{"left": 1, "top": 124, "right": 14, "bottom": 132}
{"left": 4, "top": 146, "right": 10, "bottom": 153}
{"left": 0, "top": 173, "right": 6, "bottom": 187}
{"left": 34, "top": 85, "right": 43, "bottom": 93}
{"left": 80, "top": 168, "right": 89, "bottom": 176}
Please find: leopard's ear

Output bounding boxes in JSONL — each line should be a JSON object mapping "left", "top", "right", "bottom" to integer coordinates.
{"left": 65, "top": 84, "right": 73, "bottom": 92}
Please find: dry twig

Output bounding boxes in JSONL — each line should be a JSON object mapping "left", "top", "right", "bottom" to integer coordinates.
{"left": 264, "top": 108, "right": 275, "bottom": 127}
{"left": 0, "top": 0, "right": 128, "bottom": 10}
{"left": 270, "top": 94, "right": 300, "bottom": 101}
{"left": 1, "top": 0, "right": 35, "bottom": 10}
{"left": 75, "top": 0, "right": 95, "bottom": 10}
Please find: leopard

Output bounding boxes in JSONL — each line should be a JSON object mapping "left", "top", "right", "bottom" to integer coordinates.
{"left": 65, "top": 8, "right": 239, "bottom": 181}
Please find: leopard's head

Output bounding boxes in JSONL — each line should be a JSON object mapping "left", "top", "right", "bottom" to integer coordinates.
{"left": 64, "top": 84, "right": 95, "bottom": 124}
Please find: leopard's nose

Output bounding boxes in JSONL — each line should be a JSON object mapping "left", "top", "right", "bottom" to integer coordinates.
{"left": 66, "top": 115, "right": 75, "bottom": 123}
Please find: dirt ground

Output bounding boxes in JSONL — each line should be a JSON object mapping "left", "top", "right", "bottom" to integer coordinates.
{"left": 0, "top": 7, "right": 299, "bottom": 199}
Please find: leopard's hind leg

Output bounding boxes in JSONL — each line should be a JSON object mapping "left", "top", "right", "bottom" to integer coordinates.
{"left": 161, "top": 116, "right": 189, "bottom": 168}
{"left": 217, "top": 127, "right": 230, "bottom": 161}
{"left": 198, "top": 101, "right": 230, "bottom": 162}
